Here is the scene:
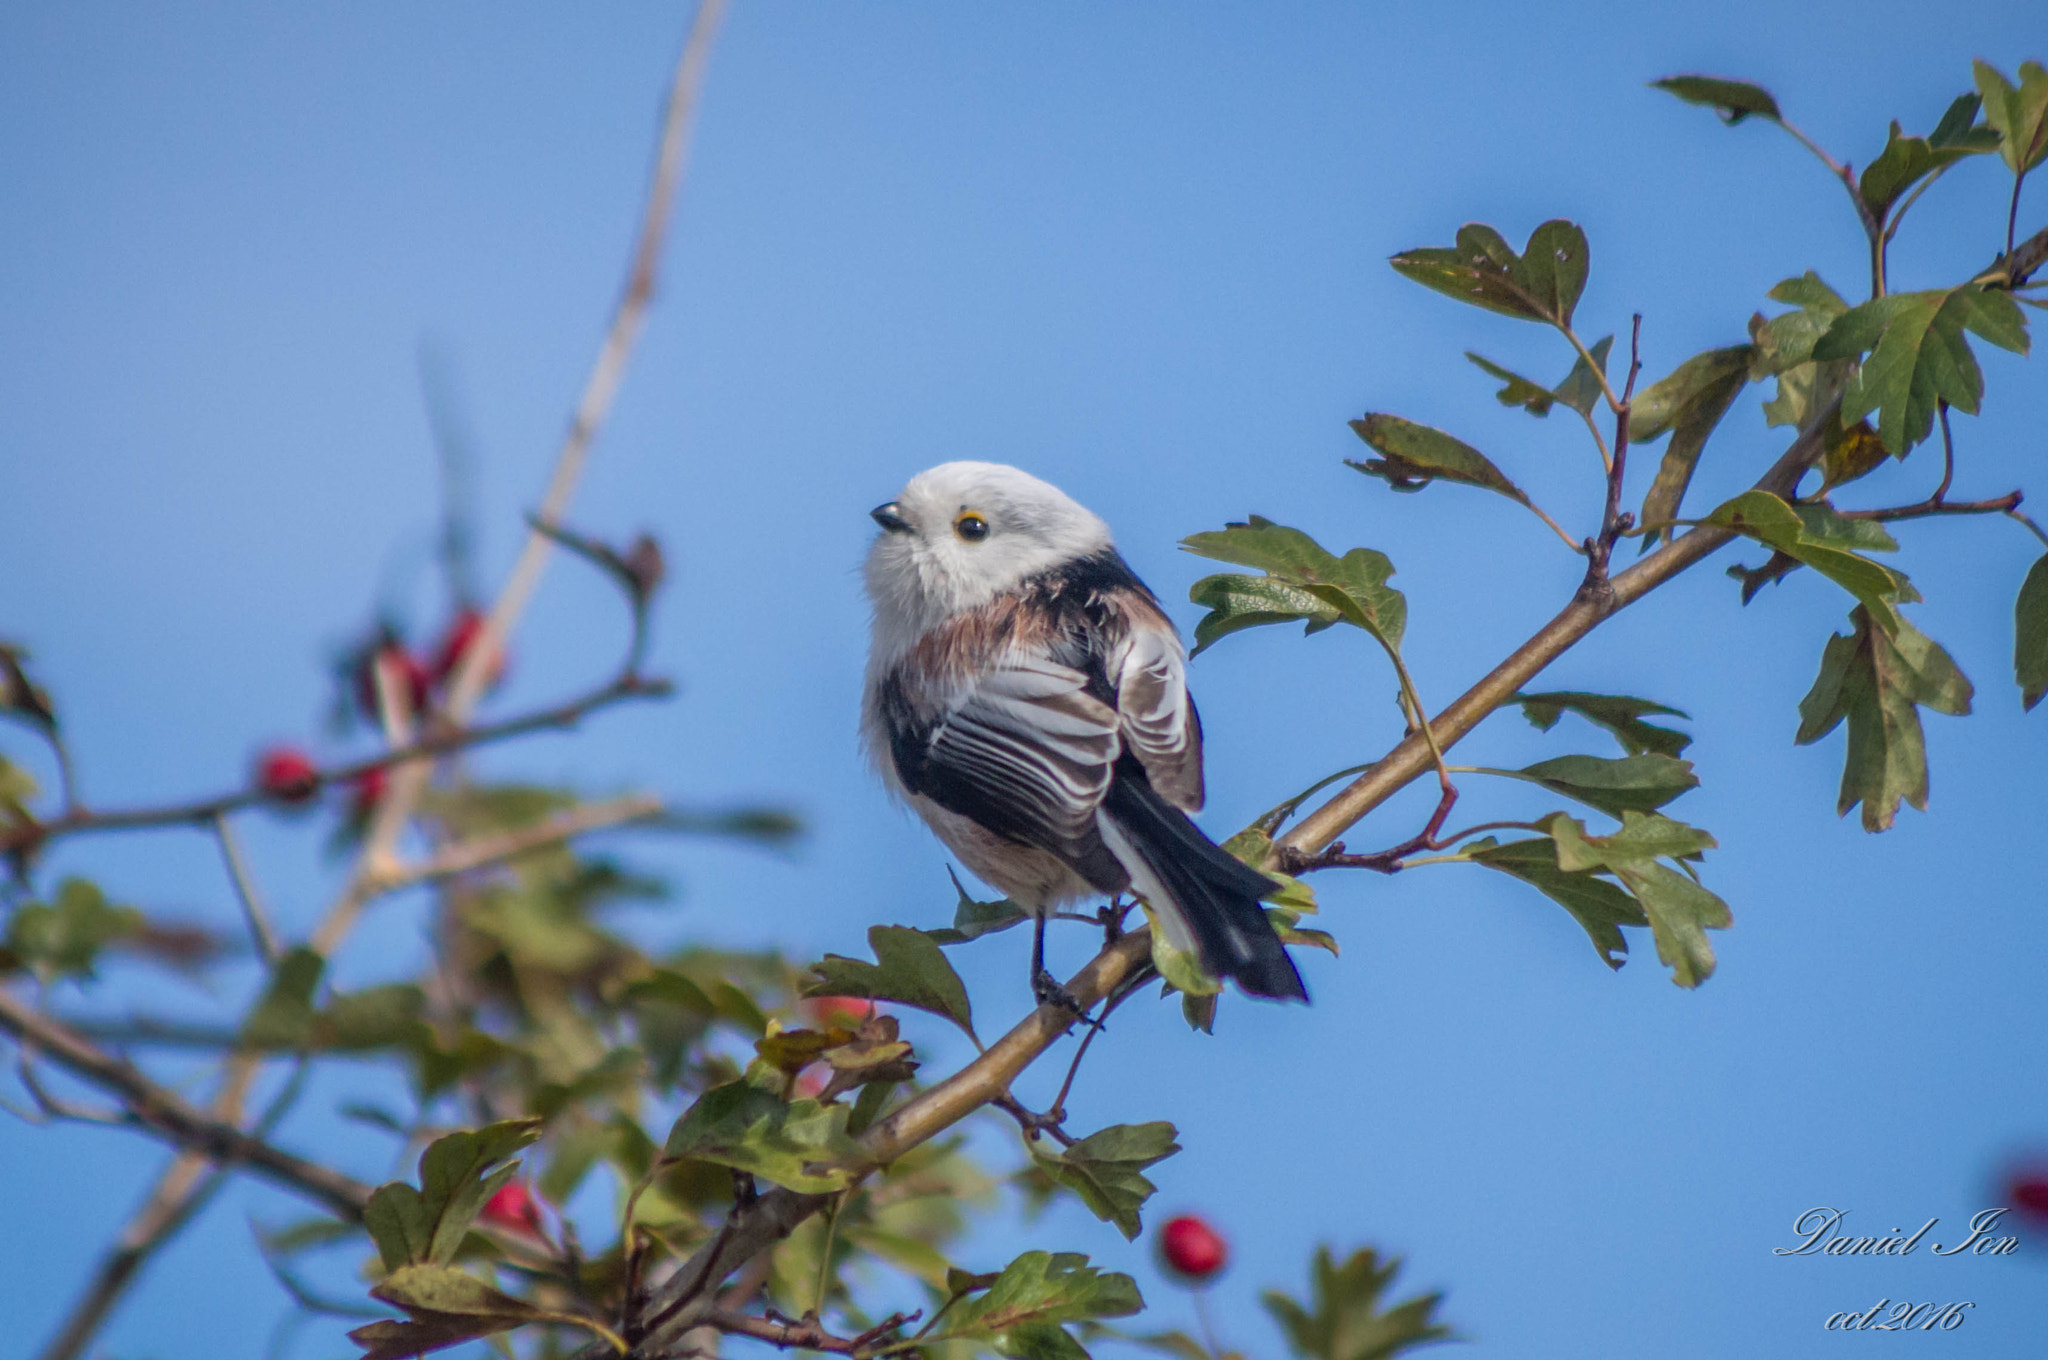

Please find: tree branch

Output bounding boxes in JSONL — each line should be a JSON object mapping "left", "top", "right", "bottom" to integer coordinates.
{"left": 0, "top": 988, "right": 372, "bottom": 1220}
{"left": 373, "top": 792, "right": 666, "bottom": 894}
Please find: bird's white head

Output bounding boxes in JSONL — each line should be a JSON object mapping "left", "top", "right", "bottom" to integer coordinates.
{"left": 863, "top": 461, "right": 1113, "bottom": 644}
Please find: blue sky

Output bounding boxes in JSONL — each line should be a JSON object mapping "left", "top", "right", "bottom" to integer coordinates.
{"left": 3, "top": 3, "right": 2046, "bottom": 1357}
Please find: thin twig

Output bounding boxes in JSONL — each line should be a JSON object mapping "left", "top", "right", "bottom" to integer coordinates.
{"left": 373, "top": 792, "right": 664, "bottom": 894}
{"left": 1837, "top": 492, "right": 2020, "bottom": 523}
{"left": 212, "top": 813, "right": 279, "bottom": 963}
{"left": 2010, "top": 508, "right": 2048, "bottom": 549}
{"left": 705, "top": 1307, "right": 917, "bottom": 1356}
{"left": 443, "top": 0, "right": 727, "bottom": 726}
{"left": 0, "top": 989, "right": 371, "bottom": 1220}
{"left": 5, "top": 673, "right": 667, "bottom": 856}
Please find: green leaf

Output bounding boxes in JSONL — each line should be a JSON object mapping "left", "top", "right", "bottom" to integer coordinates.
{"left": 1462, "top": 837, "right": 1646, "bottom": 971}
{"left": 1858, "top": 103, "right": 1999, "bottom": 222}
{"left": 1220, "top": 827, "right": 1318, "bottom": 916}
{"left": 1796, "top": 606, "right": 1974, "bottom": 831}
{"left": 1140, "top": 902, "right": 1220, "bottom": 998}
{"left": 1814, "top": 286, "right": 2030, "bottom": 454}
{"left": 1514, "top": 691, "right": 1693, "bottom": 757}
{"left": 1387, "top": 220, "right": 1589, "bottom": 327}
{"left": 933, "top": 1251, "right": 1143, "bottom": 1354}
{"left": 1347, "top": 414, "right": 1533, "bottom": 510}
{"left": 1543, "top": 813, "right": 1730, "bottom": 988}
{"left": 1630, "top": 345, "right": 1754, "bottom": 543}
{"left": 353, "top": 1263, "right": 621, "bottom": 1359}
{"left": 1650, "top": 74, "right": 1782, "bottom": 124}
{"left": 1767, "top": 271, "right": 1850, "bottom": 317}
{"left": 0, "top": 642, "right": 57, "bottom": 731}
{"left": 1551, "top": 335, "right": 1614, "bottom": 417}
{"left": 663, "top": 1081, "right": 859, "bottom": 1193}
{"left": 240, "top": 947, "right": 326, "bottom": 1049}
{"left": 1975, "top": 60, "right": 2048, "bottom": 175}
{"left": 2017, "top": 555, "right": 2048, "bottom": 710}
{"left": 926, "top": 867, "right": 1030, "bottom": 945}
{"left": 804, "top": 925, "right": 975, "bottom": 1039}
{"left": 3, "top": 878, "right": 144, "bottom": 980}
{"left": 1263, "top": 1246, "right": 1454, "bottom": 1360}
{"left": 1463, "top": 351, "right": 1554, "bottom": 416}
{"left": 1474, "top": 753, "right": 1700, "bottom": 818}
{"left": 1702, "top": 491, "right": 1918, "bottom": 634}
{"left": 1183, "top": 517, "right": 1406, "bottom": 654}
{"left": 1028, "top": 1122, "right": 1179, "bottom": 1241}
{"left": 362, "top": 1118, "right": 542, "bottom": 1273}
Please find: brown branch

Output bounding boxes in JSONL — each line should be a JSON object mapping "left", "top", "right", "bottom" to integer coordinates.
{"left": 441, "top": 0, "right": 727, "bottom": 727}
{"left": 4, "top": 672, "right": 667, "bottom": 858}
{"left": 1837, "top": 491, "right": 2022, "bottom": 523}
{"left": 374, "top": 792, "right": 665, "bottom": 894}
{"left": 0, "top": 989, "right": 372, "bottom": 1220}
{"left": 703, "top": 1308, "right": 918, "bottom": 1357}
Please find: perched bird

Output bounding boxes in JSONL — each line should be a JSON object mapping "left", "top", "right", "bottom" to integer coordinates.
{"left": 861, "top": 461, "right": 1307, "bottom": 1004}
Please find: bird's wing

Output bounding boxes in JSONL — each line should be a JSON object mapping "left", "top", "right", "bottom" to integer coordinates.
{"left": 1110, "top": 612, "right": 1205, "bottom": 813}
{"left": 892, "top": 651, "right": 1126, "bottom": 885}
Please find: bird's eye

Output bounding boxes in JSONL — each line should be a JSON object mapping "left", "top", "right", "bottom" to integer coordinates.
{"left": 953, "top": 511, "right": 990, "bottom": 542}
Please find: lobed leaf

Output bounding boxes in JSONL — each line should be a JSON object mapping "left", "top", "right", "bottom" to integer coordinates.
{"left": 1857, "top": 99, "right": 1999, "bottom": 223}
{"left": 1542, "top": 813, "right": 1729, "bottom": 987}
{"left": 1514, "top": 690, "right": 1693, "bottom": 757}
{"left": 1388, "top": 220, "right": 1589, "bottom": 327}
{"left": 1974, "top": 60, "right": 2048, "bottom": 175}
{"left": 1796, "top": 606, "right": 1974, "bottom": 831}
{"left": 1183, "top": 517, "right": 1406, "bottom": 655}
{"left": 933, "top": 1250, "right": 1143, "bottom": 1355}
{"left": 2, "top": 878, "right": 144, "bottom": 980}
{"left": 1703, "top": 490, "right": 1918, "bottom": 634}
{"left": 662, "top": 1081, "right": 860, "bottom": 1193}
{"left": 1463, "top": 351, "right": 1555, "bottom": 416}
{"left": 1028, "top": 1122, "right": 1180, "bottom": 1241}
{"left": 804, "top": 925, "right": 976, "bottom": 1039}
{"left": 1462, "top": 836, "right": 1645, "bottom": 971}
{"left": 363, "top": 1118, "right": 542, "bottom": 1273}
{"left": 926, "top": 867, "right": 1030, "bottom": 945}
{"left": 1347, "top": 414, "right": 1531, "bottom": 508}
{"left": 1814, "top": 286, "right": 2030, "bottom": 454}
{"left": 1262, "top": 1245, "right": 1454, "bottom": 1360}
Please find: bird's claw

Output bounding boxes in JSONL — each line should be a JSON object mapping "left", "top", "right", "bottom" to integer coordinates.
{"left": 1032, "top": 970, "right": 1104, "bottom": 1031}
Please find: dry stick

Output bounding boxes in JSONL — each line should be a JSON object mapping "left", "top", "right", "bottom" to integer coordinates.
{"left": 212, "top": 812, "right": 279, "bottom": 963}
{"left": 374, "top": 792, "right": 664, "bottom": 893}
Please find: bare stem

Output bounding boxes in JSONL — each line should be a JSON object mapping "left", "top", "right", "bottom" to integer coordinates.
{"left": 212, "top": 813, "right": 278, "bottom": 963}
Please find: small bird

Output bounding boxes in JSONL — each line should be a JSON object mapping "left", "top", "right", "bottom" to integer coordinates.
{"left": 861, "top": 461, "right": 1307, "bottom": 1004}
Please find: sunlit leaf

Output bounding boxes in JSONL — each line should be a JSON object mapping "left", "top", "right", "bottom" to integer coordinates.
{"left": 1347, "top": 414, "right": 1533, "bottom": 510}
{"left": 663, "top": 1081, "right": 860, "bottom": 1193}
{"left": 1388, "top": 220, "right": 1589, "bottom": 327}
{"left": 805, "top": 925, "right": 976, "bottom": 1039}
{"left": 1630, "top": 344, "right": 1754, "bottom": 543}
{"left": 1029, "top": 1123, "right": 1180, "bottom": 1241}
{"left": 1975, "top": 60, "right": 2048, "bottom": 175}
{"left": 1183, "top": 517, "right": 1406, "bottom": 655}
{"left": 1796, "top": 606, "right": 1974, "bottom": 831}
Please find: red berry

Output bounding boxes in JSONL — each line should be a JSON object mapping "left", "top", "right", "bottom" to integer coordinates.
{"left": 354, "top": 642, "right": 430, "bottom": 722}
{"left": 804, "top": 996, "right": 875, "bottom": 1031}
{"left": 2008, "top": 1171, "right": 2048, "bottom": 1224}
{"left": 1159, "top": 1214, "right": 1228, "bottom": 1282}
{"left": 795, "top": 1064, "right": 830, "bottom": 1099}
{"left": 428, "top": 607, "right": 506, "bottom": 691}
{"left": 254, "top": 747, "right": 320, "bottom": 805}
{"left": 480, "top": 1180, "right": 545, "bottom": 1237}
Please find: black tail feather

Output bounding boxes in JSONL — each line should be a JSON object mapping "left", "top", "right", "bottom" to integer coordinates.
{"left": 1101, "top": 766, "right": 1309, "bottom": 1002}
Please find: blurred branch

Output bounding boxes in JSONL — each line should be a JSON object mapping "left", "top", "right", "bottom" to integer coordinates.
{"left": 36, "top": 1059, "right": 310, "bottom": 1360}
{"left": 4, "top": 671, "right": 670, "bottom": 858}
{"left": 0, "top": 989, "right": 371, "bottom": 1220}
{"left": 377, "top": 792, "right": 665, "bottom": 892}
{"left": 213, "top": 812, "right": 279, "bottom": 963}
{"left": 442, "top": 0, "right": 726, "bottom": 725}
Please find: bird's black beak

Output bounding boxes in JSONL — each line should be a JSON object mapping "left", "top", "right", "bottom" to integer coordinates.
{"left": 870, "top": 502, "right": 911, "bottom": 534}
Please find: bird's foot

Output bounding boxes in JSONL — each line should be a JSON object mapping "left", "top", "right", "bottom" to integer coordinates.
{"left": 1032, "top": 970, "right": 1104, "bottom": 1031}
